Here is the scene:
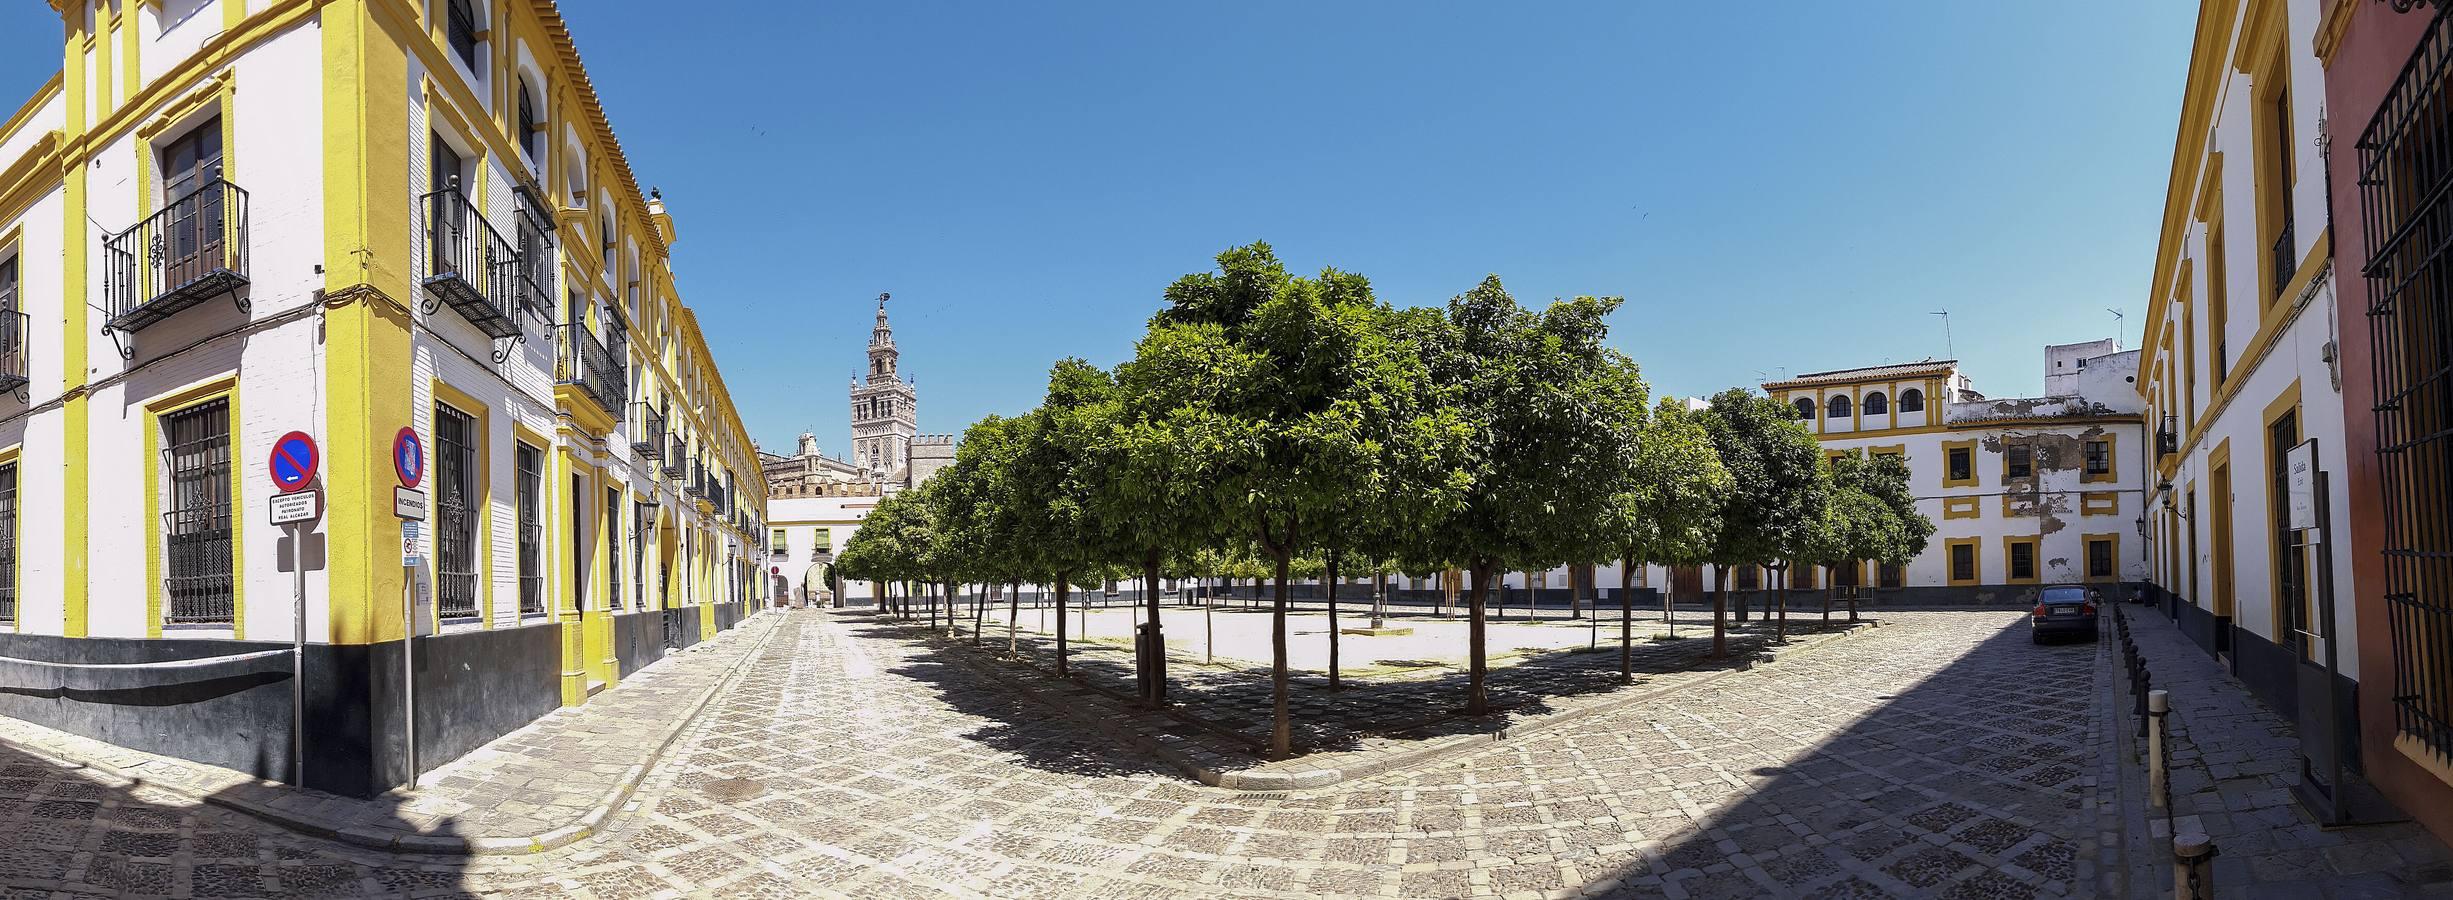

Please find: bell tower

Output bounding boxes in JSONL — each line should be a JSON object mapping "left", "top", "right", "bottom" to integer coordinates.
{"left": 849, "top": 293, "right": 919, "bottom": 488}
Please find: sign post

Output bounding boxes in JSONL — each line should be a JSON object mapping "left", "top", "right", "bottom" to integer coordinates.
{"left": 268, "top": 431, "right": 319, "bottom": 788}
{"left": 392, "top": 427, "right": 427, "bottom": 784}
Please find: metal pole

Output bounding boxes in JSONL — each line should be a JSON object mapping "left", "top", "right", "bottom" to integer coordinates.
{"left": 291, "top": 522, "right": 306, "bottom": 787}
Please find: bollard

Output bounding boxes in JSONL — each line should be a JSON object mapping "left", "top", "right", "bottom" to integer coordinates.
{"left": 2173, "top": 832, "right": 2217, "bottom": 899}
{"left": 2147, "top": 689, "right": 2170, "bottom": 807}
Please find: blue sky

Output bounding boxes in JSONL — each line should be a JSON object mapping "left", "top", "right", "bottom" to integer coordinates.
{"left": 0, "top": 3, "right": 2194, "bottom": 458}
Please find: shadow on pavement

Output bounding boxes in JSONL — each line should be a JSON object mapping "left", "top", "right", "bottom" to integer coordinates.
{"left": 1586, "top": 618, "right": 2103, "bottom": 899}
{"left": 0, "top": 738, "right": 477, "bottom": 897}
{"left": 846, "top": 601, "right": 1847, "bottom": 778}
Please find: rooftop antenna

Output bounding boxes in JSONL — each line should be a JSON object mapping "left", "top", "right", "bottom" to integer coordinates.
{"left": 1931, "top": 310, "right": 1954, "bottom": 359}
{"left": 2106, "top": 308, "right": 2126, "bottom": 347}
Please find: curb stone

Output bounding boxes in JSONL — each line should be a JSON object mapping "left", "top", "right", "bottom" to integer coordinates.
{"left": 2, "top": 609, "right": 784, "bottom": 857}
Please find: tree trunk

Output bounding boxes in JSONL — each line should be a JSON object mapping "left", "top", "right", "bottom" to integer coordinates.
{"left": 971, "top": 583, "right": 984, "bottom": 646}
{"left": 1055, "top": 574, "right": 1070, "bottom": 676}
{"left": 1270, "top": 550, "right": 1293, "bottom": 760}
{"left": 1776, "top": 565, "right": 1789, "bottom": 642}
{"left": 1619, "top": 555, "right": 1636, "bottom": 684}
{"left": 1006, "top": 583, "right": 1020, "bottom": 655}
{"left": 1712, "top": 565, "right": 1730, "bottom": 660}
{"left": 1467, "top": 561, "right": 1494, "bottom": 716}
{"left": 1143, "top": 552, "right": 1166, "bottom": 707}
{"left": 1572, "top": 567, "right": 1584, "bottom": 619}
{"left": 1326, "top": 549, "right": 1342, "bottom": 691}
{"left": 1733, "top": 572, "right": 1748, "bottom": 622}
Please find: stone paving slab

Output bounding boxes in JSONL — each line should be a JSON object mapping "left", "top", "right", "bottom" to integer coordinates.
{"left": 2108, "top": 604, "right": 2453, "bottom": 898}
{"left": 0, "top": 609, "right": 780, "bottom": 857}
{"left": 857, "top": 606, "right": 1874, "bottom": 790}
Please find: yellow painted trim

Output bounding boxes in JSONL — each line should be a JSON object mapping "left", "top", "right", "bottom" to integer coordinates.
{"left": 2393, "top": 732, "right": 2453, "bottom": 793}
{"left": 2159, "top": 231, "right": 2332, "bottom": 466}
{"left": 142, "top": 375, "right": 240, "bottom": 639}
{"left": 2083, "top": 533, "right": 2122, "bottom": 584}
{"left": 2083, "top": 432, "right": 2119, "bottom": 484}
{"left": 2001, "top": 494, "right": 2027, "bottom": 519}
{"left": 1946, "top": 537, "right": 1981, "bottom": 587}
{"left": 224, "top": 0, "right": 246, "bottom": 32}
{"left": 0, "top": 133, "right": 64, "bottom": 228}
{"left": 2001, "top": 535, "right": 2041, "bottom": 585}
{"left": 2262, "top": 377, "right": 2305, "bottom": 647}
{"left": 1943, "top": 497, "right": 1981, "bottom": 520}
{"left": 2000, "top": 438, "right": 2034, "bottom": 484}
{"left": 2137, "top": 0, "right": 2245, "bottom": 386}
{"left": 0, "top": 73, "right": 62, "bottom": 152}
{"left": 2082, "top": 492, "right": 2121, "bottom": 517}
{"left": 432, "top": 380, "right": 496, "bottom": 628}
{"left": 2315, "top": 0, "right": 2355, "bottom": 66}
{"left": 1941, "top": 439, "right": 1977, "bottom": 488}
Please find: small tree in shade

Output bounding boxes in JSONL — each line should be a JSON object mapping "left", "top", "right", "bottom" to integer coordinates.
{"left": 1595, "top": 396, "right": 1729, "bottom": 681}
{"left": 1412, "top": 277, "right": 1628, "bottom": 716}
{"left": 1698, "top": 388, "right": 1827, "bottom": 659}
{"left": 996, "top": 360, "right": 1120, "bottom": 676}
{"left": 1808, "top": 450, "right": 1932, "bottom": 622}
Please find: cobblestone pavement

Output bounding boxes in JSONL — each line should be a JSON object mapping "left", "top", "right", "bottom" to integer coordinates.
{"left": 2108, "top": 606, "right": 2453, "bottom": 898}
{"left": 0, "top": 609, "right": 2114, "bottom": 898}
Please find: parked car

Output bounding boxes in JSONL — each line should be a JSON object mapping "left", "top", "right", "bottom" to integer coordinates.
{"left": 2031, "top": 585, "right": 2101, "bottom": 644}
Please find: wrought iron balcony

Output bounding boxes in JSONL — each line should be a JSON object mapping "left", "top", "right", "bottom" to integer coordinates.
{"left": 631, "top": 402, "right": 665, "bottom": 457}
{"left": 664, "top": 434, "right": 685, "bottom": 478}
{"left": 512, "top": 205, "right": 556, "bottom": 317}
{"left": 683, "top": 460, "right": 704, "bottom": 499}
{"left": 0, "top": 298, "right": 23, "bottom": 394}
{"left": 2156, "top": 415, "right": 2179, "bottom": 458}
{"left": 555, "top": 322, "right": 626, "bottom": 420}
{"left": 420, "top": 183, "right": 523, "bottom": 341}
{"left": 2271, "top": 219, "right": 2297, "bottom": 300}
{"left": 103, "top": 178, "right": 250, "bottom": 348}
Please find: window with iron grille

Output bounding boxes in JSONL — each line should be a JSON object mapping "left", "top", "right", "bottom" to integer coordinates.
{"left": 634, "top": 501, "right": 651, "bottom": 610}
{"left": 1946, "top": 446, "right": 1972, "bottom": 483}
{"left": 0, "top": 462, "right": 15, "bottom": 624}
{"left": 2084, "top": 440, "right": 2111, "bottom": 476}
{"left": 770, "top": 529, "right": 787, "bottom": 555}
{"left": 435, "top": 404, "right": 480, "bottom": 619}
{"left": 162, "top": 398, "right": 232, "bottom": 625}
{"left": 2360, "top": 2, "right": 2453, "bottom": 766}
{"left": 1878, "top": 562, "right": 1903, "bottom": 589}
{"left": 2009, "top": 541, "right": 2036, "bottom": 581}
{"left": 445, "top": 0, "right": 481, "bottom": 71}
{"left": 1950, "top": 543, "right": 1976, "bottom": 583}
{"left": 516, "top": 442, "right": 544, "bottom": 615}
{"left": 2088, "top": 538, "right": 2115, "bottom": 580}
{"left": 516, "top": 78, "right": 541, "bottom": 160}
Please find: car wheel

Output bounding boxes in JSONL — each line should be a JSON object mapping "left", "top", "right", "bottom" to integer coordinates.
{"left": 2031, "top": 632, "right": 2045, "bottom": 645}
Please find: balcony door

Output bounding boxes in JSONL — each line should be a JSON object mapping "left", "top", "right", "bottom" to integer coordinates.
{"left": 160, "top": 119, "right": 224, "bottom": 290}
{"left": 430, "top": 136, "right": 467, "bottom": 278}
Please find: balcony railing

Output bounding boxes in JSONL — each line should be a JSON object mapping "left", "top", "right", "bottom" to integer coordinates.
{"left": 103, "top": 178, "right": 250, "bottom": 344}
{"left": 512, "top": 205, "right": 556, "bottom": 317}
{"left": 631, "top": 402, "right": 665, "bottom": 457}
{"left": 683, "top": 459, "right": 704, "bottom": 499}
{"left": 664, "top": 434, "right": 685, "bottom": 479}
{"left": 0, "top": 299, "right": 24, "bottom": 395}
{"left": 2156, "top": 415, "right": 2179, "bottom": 458}
{"left": 2271, "top": 219, "right": 2297, "bottom": 301}
{"left": 555, "top": 322, "right": 626, "bottom": 419}
{"left": 420, "top": 183, "right": 522, "bottom": 341}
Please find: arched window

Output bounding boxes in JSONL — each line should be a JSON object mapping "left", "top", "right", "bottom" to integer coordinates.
{"left": 1827, "top": 394, "right": 1852, "bottom": 420}
{"left": 1863, "top": 391, "right": 1888, "bottom": 415}
{"left": 1792, "top": 397, "right": 1816, "bottom": 420}
{"left": 446, "top": 0, "right": 481, "bottom": 71}
{"left": 1898, "top": 388, "right": 1925, "bottom": 413}
{"left": 517, "top": 77, "right": 542, "bottom": 160}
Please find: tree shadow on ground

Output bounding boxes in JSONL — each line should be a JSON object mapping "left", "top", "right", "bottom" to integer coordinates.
{"left": 844, "top": 600, "right": 1858, "bottom": 779}
{"left": 0, "top": 737, "right": 483, "bottom": 898}
{"left": 1579, "top": 618, "right": 2106, "bottom": 899}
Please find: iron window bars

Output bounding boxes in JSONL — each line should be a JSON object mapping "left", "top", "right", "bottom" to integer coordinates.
{"left": 2358, "top": 0, "right": 2453, "bottom": 768}
{"left": 162, "top": 399, "right": 232, "bottom": 625}
{"left": 663, "top": 432, "right": 686, "bottom": 479}
{"left": 435, "top": 404, "right": 480, "bottom": 619}
{"left": 0, "top": 463, "right": 15, "bottom": 624}
{"left": 103, "top": 178, "right": 249, "bottom": 357}
{"left": 0, "top": 291, "right": 24, "bottom": 397}
{"left": 517, "top": 443, "right": 546, "bottom": 616}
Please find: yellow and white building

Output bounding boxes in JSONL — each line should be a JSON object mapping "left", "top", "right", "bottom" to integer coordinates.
{"left": 0, "top": 0, "right": 766, "bottom": 797}
{"left": 2135, "top": 0, "right": 2355, "bottom": 721}
{"left": 1757, "top": 340, "right": 2150, "bottom": 600}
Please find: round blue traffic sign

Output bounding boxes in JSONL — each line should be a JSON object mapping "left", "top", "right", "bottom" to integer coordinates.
{"left": 394, "top": 427, "right": 424, "bottom": 489}
{"left": 270, "top": 431, "right": 318, "bottom": 493}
